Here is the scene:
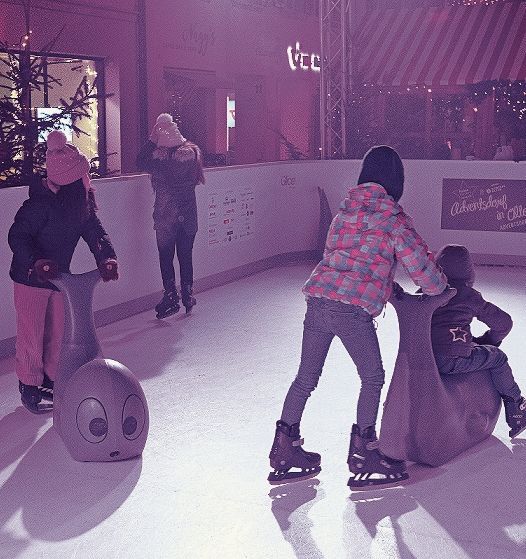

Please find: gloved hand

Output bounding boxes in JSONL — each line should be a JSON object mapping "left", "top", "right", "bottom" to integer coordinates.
{"left": 98, "top": 258, "right": 119, "bottom": 282}
{"left": 472, "top": 331, "right": 501, "bottom": 347}
{"left": 33, "top": 259, "right": 59, "bottom": 283}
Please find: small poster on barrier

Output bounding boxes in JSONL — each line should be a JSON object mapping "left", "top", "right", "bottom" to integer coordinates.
{"left": 238, "top": 189, "right": 255, "bottom": 240}
{"left": 208, "top": 189, "right": 255, "bottom": 247}
{"left": 441, "top": 178, "right": 526, "bottom": 233}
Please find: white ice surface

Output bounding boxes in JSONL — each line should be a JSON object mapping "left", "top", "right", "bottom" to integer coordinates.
{"left": 0, "top": 263, "right": 525, "bottom": 559}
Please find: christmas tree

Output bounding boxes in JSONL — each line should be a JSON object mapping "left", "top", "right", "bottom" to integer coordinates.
{"left": 0, "top": 1, "right": 104, "bottom": 187}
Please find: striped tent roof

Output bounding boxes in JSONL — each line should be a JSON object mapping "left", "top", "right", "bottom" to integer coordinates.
{"left": 353, "top": 2, "right": 526, "bottom": 87}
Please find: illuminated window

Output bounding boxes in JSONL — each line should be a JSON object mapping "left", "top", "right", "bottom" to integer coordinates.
{"left": 0, "top": 52, "right": 105, "bottom": 187}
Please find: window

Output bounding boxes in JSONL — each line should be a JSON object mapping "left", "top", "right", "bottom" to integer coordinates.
{"left": 0, "top": 51, "right": 105, "bottom": 187}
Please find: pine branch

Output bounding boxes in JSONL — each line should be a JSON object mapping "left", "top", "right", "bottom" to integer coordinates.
{"left": 269, "top": 127, "right": 308, "bottom": 160}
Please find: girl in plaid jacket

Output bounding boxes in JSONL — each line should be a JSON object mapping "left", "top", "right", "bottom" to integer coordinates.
{"left": 268, "top": 146, "right": 447, "bottom": 489}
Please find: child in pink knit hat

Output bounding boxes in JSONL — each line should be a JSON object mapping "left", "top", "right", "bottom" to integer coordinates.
{"left": 45, "top": 130, "right": 91, "bottom": 194}
{"left": 8, "top": 131, "right": 119, "bottom": 414}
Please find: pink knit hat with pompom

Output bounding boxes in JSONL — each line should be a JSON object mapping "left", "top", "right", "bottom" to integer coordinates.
{"left": 150, "top": 113, "right": 186, "bottom": 148}
{"left": 46, "top": 130, "right": 90, "bottom": 186}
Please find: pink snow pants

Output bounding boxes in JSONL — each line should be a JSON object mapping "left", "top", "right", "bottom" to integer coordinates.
{"left": 13, "top": 282, "right": 64, "bottom": 386}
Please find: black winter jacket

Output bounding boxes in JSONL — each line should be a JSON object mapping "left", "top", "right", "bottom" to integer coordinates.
{"left": 136, "top": 140, "right": 204, "bottom": 235}
{"left": 431, "top": 280, "right": 513, "bottom": 357}
{"left": 8, "top": 176, "right": 116, "bottom": 290}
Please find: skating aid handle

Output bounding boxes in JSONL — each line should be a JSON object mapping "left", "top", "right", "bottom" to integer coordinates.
{"left": 50, "top": 269, "right": 102, "bottom": 348}
{"left": 389, "top": 285, "right": 457, "bottom": 315}
{"left": 50, "top": 270, "right": 103, "bottom": 435}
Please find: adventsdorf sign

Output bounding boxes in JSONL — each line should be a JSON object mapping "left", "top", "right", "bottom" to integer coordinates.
{"left": 441, "top": 178, "right": 526, "bottom": 233}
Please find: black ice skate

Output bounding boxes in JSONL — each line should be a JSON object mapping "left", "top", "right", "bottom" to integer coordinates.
{"left": 268, "top": 420, "right": 321, "bottom": 485}
{"left": 504, "top": 396, "right": 526, "bottom": 438}
{"left": 155, "top": 286, "right": 180, "bottom": 319}
{"left": 181, "top": 284, "right": 196, "bottom": 314}
{"left": 19, "top": 381, "right": 53, "bottom": 414}
{"left": 347, "top": 424, "right": 408, "bottom": 490}
{"left": 39, "top": 373, "right": 54, "bottom": 401}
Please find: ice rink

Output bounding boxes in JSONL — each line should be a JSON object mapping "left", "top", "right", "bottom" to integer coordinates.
{"left": 0, "top": 262, "right": 525, "bottom": 559}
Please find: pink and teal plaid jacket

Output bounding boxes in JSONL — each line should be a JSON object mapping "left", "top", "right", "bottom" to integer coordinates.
{"left": 303, "top": 182, "right": 447, "bottom": 316}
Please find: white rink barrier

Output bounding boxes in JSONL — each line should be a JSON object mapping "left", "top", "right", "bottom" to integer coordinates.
{"left": 1, "top": 159, "right": 524, "bottom": 351}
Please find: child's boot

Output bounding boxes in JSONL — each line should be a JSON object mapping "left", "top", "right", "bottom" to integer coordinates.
{"left": 268, "top": 420, "right": 321, "bottom": 484}
{"left": 155, "top": 284, "right": 180, "bottom": 319}
{"left": 503, "top": 396, "right": 526, "bottom": 438}
{"left": 19, "top": 381, "right": 52, "bottom": 414}
{"left": 181, "top": 283, "right": 196, "bottom": 314}
{"left": 40, "top": 373, "right": 54, "bottom": 401}
{"left": 347, "top": 423, "right": 408, "bottom": 490}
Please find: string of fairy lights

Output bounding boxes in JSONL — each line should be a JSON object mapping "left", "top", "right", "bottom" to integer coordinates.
{"left": 469, "top": 80, "right": 526, "bottom": 120}
{"left": 448, "top": 0, "right": 514, "bottom": 5}
{"left": 355, "top": 80, "right": 526, "bottom": 120}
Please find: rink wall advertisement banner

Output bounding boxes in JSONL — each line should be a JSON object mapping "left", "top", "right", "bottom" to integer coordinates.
{"left": 441, "top": 178, "right": 526, "bottom": 233}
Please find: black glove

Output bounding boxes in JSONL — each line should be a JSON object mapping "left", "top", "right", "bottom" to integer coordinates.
{"left": 98, "top": 258, "right": 119, "bottom": 282}
{"left": 472, "top": 331, "right": 501, "bottom": 347}
{"left": 33, "top": 259, "right": 59, "bottom": 283}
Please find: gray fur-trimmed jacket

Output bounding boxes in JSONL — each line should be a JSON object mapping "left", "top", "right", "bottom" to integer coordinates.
{"left": 137, "top": 140, "right": 205, "bottom": 235}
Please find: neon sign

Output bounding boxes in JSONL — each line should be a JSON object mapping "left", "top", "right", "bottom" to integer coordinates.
{"left": 287, "top": 42, "right": 320, "bottom": 72}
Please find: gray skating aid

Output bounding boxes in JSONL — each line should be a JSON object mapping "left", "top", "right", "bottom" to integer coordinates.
{"left": 50, "top": 270, "right": 149, "bottom": 462}
{"left": 379, "top": 287, "right": 501, "bottom": 466}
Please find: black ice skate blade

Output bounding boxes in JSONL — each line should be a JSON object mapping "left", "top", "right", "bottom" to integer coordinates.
{"left": 155, "top": 306, "right": 180, "bottom": 319}
{"left": 268, "top": 466, "right": 321, "bottom": 485}
{"left": 348, "top": 472, "right": 409, "bottom": 491}
{"left": 22, "top": 401, "right": 53, "bottom": 415}
{"left": 510, "top": 425, "right": 526, "bottom": 438}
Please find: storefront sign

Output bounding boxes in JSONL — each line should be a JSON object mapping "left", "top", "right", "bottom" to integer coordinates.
{"left": 441, "top": 178, "right": 526, "bottom": 233}
{"left": 163, "top": 23, "right": 216, "bottom": 57}
{"left": 287, "top": 42, "right": 320, "bottom": 72}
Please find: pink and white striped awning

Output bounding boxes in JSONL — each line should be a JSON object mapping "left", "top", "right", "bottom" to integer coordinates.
{"left": 353, "top": 2, "right": 526, "bottom": 87}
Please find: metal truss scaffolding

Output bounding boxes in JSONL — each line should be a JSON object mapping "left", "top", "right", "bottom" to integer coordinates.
{"left": 320, "top": 0, "right": 351, "bottom": 159}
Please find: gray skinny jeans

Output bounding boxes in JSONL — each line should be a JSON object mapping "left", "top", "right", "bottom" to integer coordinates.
{"left": 281, "top": 296, "right": 385, "bottom": 430}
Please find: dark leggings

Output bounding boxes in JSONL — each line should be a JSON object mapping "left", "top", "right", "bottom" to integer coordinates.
{"left": 156, "top": 226, "right": 196, "bottom": 290}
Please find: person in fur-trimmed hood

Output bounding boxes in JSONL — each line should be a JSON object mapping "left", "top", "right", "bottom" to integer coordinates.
{"left": 267, "top": 146, "right": 447, "bottom": 489}
{"left": 431, "top": 244, "right": 526, "bottom": 438}
{"left": 8, "top": 130, "right": 118, "bottom": 414}
{"left": 137, "top": 113, "right": 205, "bottom": 318}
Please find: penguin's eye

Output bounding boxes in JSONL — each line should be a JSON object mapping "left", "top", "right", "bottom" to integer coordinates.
{"left": 77, "top": 398, "right": 108, "bottom": 443}
{"left": 122, "top": 395, "right": 146, "bottom": 440}
{"left": 123, "top": 416, "right": 137, "bottom": 436}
